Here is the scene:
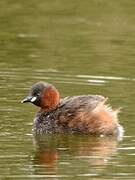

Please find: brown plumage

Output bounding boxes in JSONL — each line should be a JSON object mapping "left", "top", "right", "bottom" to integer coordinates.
{"left": 21, "top": 82, "right": 123, "bottom": 136}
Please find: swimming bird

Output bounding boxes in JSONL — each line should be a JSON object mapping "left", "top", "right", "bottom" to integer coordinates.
{"left": 21, "top": 81, "right": 123, "bottom": 136}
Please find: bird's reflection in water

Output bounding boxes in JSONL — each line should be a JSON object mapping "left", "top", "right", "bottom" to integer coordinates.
{"left": 33, "top": 134, "right": 120, "bottom": 175}
{"left": 34, "top": 149, "right": 58, "bottom": 169}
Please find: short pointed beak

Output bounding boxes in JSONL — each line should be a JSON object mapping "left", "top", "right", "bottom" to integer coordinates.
{"left": 21, "top": 96, "right": 33, "bottom": 103}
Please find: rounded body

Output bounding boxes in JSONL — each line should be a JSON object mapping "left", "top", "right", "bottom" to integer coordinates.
{"left": 33, "top": 95, "right": 123, "bottom": 136}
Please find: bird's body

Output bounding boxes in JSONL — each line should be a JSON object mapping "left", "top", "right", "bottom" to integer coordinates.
{"left": 22, "top": 82, "right": 123, "bottom": 136}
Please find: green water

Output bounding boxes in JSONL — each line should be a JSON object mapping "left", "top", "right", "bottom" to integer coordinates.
{"left": 0, "top": 0, "right": 135, "bottom": 179}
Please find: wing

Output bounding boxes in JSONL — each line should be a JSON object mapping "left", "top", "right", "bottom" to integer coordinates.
{"left": 60, "top": 95, "right": 106, "bottom": 111}
{"left": 57, "top": 95, "right": 106, "bottom": 123}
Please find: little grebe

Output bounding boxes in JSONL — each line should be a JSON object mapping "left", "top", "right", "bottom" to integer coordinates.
{"left": 21, "top": 82, "right": 123, "bottom": 135}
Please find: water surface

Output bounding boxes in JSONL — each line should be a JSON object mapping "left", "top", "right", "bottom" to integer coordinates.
{"left": 0, "top": 0, "right": 135, "bottom": 179}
